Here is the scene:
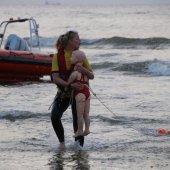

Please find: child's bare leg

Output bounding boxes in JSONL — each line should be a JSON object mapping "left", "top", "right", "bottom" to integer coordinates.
{"left": 83, "top": 97, "right": 90, "bottom": 136}
{"left": 74, "top": 93, "right": 86, "bottom": 137}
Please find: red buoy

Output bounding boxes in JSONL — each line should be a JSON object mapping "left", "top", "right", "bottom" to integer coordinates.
{"left": 157, "top": 128, "right": 169, "bottom": 135}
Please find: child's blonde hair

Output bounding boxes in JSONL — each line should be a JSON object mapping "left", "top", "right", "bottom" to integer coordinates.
{"left": 71, "top": 50, "right": 86, "bottom": 64}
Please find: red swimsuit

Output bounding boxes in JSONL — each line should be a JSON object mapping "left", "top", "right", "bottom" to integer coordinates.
{"left": 74, "top": 74, "right": 90, "bottom": 100}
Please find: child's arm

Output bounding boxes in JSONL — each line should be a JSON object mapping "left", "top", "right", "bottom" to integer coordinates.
{"left": 67, "top": 71, "right": 78, "bottom": 85}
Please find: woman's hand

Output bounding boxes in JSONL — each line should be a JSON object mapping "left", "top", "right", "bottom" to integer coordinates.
{"left": 74, "top": 63, "right": 83, "bottom": 72}
{"left": 74, "top": 63, "right": 94, "bottom": 80}
{"left": 71, "top": 82, "right": 83, "bottom": 91}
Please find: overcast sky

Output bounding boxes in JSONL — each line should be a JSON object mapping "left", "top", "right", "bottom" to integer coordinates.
{"left": 0, "top": 0, "right": 170, "bottom": 5}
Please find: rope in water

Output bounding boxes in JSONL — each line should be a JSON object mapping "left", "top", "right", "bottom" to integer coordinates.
{"left": 89, "top": 86, "right": 170, "bottom": 136}
{"left": 89, "top": 86, "right": 117, "bottom": 117}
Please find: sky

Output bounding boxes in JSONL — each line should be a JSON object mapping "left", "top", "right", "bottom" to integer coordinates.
{"left": 0, "top": 0, "right": 170, "bottom": 5}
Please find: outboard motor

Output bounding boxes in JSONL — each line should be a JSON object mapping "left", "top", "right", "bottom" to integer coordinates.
{"left": 5, "top": 34, "right": 29, "bottom": 51}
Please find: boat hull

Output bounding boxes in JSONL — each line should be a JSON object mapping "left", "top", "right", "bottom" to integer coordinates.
{"left": 0, "top": 49, "right": 52, "bottom": 82}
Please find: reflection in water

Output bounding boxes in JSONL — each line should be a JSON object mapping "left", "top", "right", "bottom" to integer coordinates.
{"left": 71, "top": 151, "right": 90, "bottom": 170}
{"left": 48, "top": 147, "right": 90, "bottom": 170}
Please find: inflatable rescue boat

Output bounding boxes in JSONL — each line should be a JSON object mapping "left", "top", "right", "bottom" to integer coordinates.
{"left": 0, "top": 17, "right": 52, "bottom": 82}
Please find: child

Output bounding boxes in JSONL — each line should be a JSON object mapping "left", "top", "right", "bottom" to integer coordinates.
{"left": 67, "top": 50, "right": 91, "bottom": 137}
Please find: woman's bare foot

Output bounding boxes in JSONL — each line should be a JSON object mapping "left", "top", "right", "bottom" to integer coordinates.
{"left": 59, "top": 142, "right": 65, "bottom": 150}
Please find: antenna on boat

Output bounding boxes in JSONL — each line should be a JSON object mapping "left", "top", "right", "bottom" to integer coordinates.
{"left": 29, "top": 17, "right": 40, "bottom": 51}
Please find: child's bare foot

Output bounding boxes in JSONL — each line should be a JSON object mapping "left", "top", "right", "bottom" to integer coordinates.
{"left": 73, "top": 131, "right": 83, "bottom": 137}
{"left": 83, "top": 130, "right": 90, "bottom": 136}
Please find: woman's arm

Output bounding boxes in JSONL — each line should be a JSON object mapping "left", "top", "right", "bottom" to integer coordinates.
{"left": 52, "top": 72, "right": 83, "bottom": 91}
{"left": 52, "top": 72, "right": 68, "bottom": 87}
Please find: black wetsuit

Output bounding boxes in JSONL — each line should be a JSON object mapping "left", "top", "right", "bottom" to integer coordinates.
{"left": 51, "top": 93, "right": 84, "bottom": 146}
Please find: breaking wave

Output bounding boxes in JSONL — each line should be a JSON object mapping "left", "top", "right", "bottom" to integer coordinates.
{"left": 0, "top": 110, "right": 49, "bottom": 121}
{"left": 92, "top": 59, "right": 170, "bottom": 76}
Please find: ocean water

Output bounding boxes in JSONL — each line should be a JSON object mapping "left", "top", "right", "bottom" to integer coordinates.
{"left": 0, "top": 4, "right": 170, "bottom": 170}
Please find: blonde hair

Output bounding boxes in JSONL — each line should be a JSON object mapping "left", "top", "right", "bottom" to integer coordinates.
{"left": 71, "top": 50, "right": 86, "bottom": 64}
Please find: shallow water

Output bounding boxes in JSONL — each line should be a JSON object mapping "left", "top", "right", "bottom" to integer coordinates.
{"left": 0, "top": 74, "right": 170, "bottom": 170}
